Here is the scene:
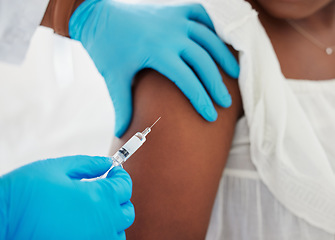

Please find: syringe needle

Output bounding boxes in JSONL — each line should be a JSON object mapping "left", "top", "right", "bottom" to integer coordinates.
{"left": 150, "top": 117, "right": 161, "bottom": 129}
{"left": 142, "top": 117, "right": 161, "bottom": 137}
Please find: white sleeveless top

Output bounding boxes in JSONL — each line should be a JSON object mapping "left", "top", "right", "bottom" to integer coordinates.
{"left": 206, "top": 79, "right": 335, "bottom": 240}
{"left": 203, "top": 0, "right": 335, "bottom": 238}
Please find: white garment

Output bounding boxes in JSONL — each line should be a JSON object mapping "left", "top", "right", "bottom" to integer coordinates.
{"left": 206, "top": 80, "right": 335, "bottom": 239}
{"left": 0, "top": 0, "right": 49, "bottom": 64}
{"left": 0, "top": 27, "right": 114, "bottom": 174}
{"left": 202, "top": 0, "right": 335, "bottom": 238}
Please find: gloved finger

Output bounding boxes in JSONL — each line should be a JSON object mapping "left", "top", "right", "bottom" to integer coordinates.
{"left": 119, "top": 201, "right": 135, "bottom": 230}
{"left": 105, "top": 201, "right": 134, "bottom": 234}
{"left": 117, "top": 231, "right": 126, "bottom": 240}
{"left": 105, "top": 75, "right": 133, "bottom": 138}
{"left": 99, "top": 166, "right": 132, "bottom": 204}
{"left": 59, "top": 155, "right": 112, "bottom": 179}
{"left": 150, "top": 54, "right": 217, "bottom": 122}
{"left": 178, "top": 4, "right": 215, "bottom": 31}
{"left": 181, "top": 41, "right": 232, "bottom": 108}
{"left": 188, "top": 22, "right": 240, "bottom": 79}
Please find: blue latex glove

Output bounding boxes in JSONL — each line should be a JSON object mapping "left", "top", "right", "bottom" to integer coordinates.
{"left": 0, "top": 156, "right": 134, "bottom": 240}
{"left": 69, "top": 0, "right": 240, "bottom": 137}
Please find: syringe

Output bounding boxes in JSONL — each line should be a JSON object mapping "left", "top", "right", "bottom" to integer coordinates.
{"left": 98, "top": 117, "right": 161, "bottom": 179}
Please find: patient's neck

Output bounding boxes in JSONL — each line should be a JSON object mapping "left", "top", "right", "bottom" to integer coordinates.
{"left": 293, "top": 2, "right": 335, "bottom": 42}
{"left": 298, "top": 2, "right": 335, "bottom": 27}
{"left": 245, "top": 0, "right": 335, "bottom": 80}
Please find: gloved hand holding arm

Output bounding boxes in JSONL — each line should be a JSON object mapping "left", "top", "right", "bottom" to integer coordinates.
{"left": 0, "top": 156, "right": 134, "bottom": 240}
{"left": 41, "top": 0, "right": 239, "bottom": 137}
{"left": 69, "top": 0, "right": 239, "bottom": 137}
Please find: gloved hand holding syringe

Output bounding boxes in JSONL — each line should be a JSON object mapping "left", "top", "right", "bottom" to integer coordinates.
{"left": 96, "top": 117, "right": 161, "bottom": 179}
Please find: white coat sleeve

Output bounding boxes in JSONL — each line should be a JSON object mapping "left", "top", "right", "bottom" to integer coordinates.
{"left": 0, "top": 0, "right": 50, "bottom": 64}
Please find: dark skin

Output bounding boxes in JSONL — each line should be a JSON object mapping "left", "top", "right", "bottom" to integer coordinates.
{"left": 254, "top": 0, "right": 335, "bottom": 80}
{"left": 121, "top": 66, "right": 242, "bottom": 239}
{"left": 41, "top": 0, "right": 85, "bottom": 37}
{"left": 119, "top": 0, "right": 335, "bottom": 239}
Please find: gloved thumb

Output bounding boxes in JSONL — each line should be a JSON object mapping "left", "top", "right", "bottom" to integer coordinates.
{"left": 58, "top": 155, "right": 113, "bottom": 179}
{"left": 106, "top": 75, "right": 133, "bottom": 138}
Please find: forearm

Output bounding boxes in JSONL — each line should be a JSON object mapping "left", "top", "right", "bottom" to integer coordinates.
{"left": 41, "top": 0, "right": 85, "bottom": 37}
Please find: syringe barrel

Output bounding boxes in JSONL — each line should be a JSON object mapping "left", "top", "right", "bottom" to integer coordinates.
{"left": 83, "top": 131, "right": 149, "bottom": 181}
{"left": 112, "top": 132, "right": 146, "bottom": 166}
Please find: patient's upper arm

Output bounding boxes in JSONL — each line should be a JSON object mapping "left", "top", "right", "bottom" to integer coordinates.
{"left": 122, "top": 62, "right": 242, "bottom": 239}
